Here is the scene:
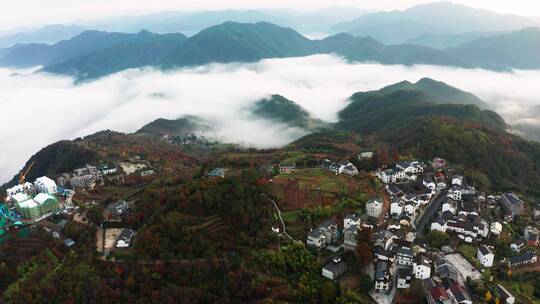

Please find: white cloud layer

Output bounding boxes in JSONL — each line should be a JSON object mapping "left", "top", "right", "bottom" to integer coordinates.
{"left": 1, "top": 54, "right": 540, "bottom": 182}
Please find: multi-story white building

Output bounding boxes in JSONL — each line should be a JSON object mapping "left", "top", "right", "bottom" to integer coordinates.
{"left": 413, "top": 254, "right": 432, "bottom": 279}
{"left": 6, "top": 182, "right": 34, "bottom": 197}
{"left": 34, "top": 176, "right": 57, "bottom": 194}
{"left": 366, "top": 198, "right": 383, "bottom": 218}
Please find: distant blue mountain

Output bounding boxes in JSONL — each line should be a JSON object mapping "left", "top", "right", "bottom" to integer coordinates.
{"left": 0, "top": 30, "right": 187, "bottom": 69}
{"left": 332, "top": 1, "right": 537, "bottom": 44}
{"left": 0, "top": 24, "right": 86, "bottom": 48}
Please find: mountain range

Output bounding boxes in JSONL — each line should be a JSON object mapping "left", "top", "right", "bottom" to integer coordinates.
{"left": 0, "top": 30, "right": 187, "bottom": 69}
{"left": 332, "top": 1, "right": 538, "bottom": 44}
{"left": 0, "top": 25, "right": 86, "bottom": 48}
{"left": 404, "top": 31, "right": 506, "bottom": 49}
{"left": 446, "top": 27, "right": 540, "bottom": 70}
{"left": 2, "top": 21, "right": 540, "bottom": 82}
{"left": 0, "top": 7, "right": 369, "bottom": 48}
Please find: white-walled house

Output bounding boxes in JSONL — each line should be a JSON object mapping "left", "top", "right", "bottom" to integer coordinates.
{"left": 490, "top": 222, "right": 503, "bottom": 236}
{"left": 379, "top": 169, "right": 397, "bottom": 183}
{"left": 442, "top": 200, "right": 457, "bottom": 214}
{"left": 344, "top": 213, "right": 361, "bottom": 229}
{"left": 390, "top": 198, "right": 403, "bottom": 217}
{"left": 307, "top": 228, "right": 325, "bottom": 248}
{"left": 366, "top": 198, "right": 384, "bottom": 218}
{"left": 477, "top": 245, "right": 494, "bottom": 268}
{"left": 413, "top": 254, "right": 432, "bottom": 279}
{"left": 452, "top": 175, "right": 463, "bottom": 186}
{"left": 448, "top": 187, "right": 462, "bottom": 201}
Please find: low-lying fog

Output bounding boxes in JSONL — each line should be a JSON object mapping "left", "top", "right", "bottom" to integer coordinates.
{"left": 1, "top": 54, "right": 540, "bottom": 182}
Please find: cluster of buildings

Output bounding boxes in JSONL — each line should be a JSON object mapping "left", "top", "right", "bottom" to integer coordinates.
{"left": 377, "top": 160, "right": 427, "bottom": 184}
{"left": 305, "top": 213, "right": 374, "bottom": 280}
{"left": 5, "top": 176, "right": 60, "bottom": 220}
{"left": 320, "top": 159, "right": 359, "bottom": 176}
{"left": 322, "top": 156, "right": 537, "bottom": 303}
{"left": 57, "top": 164, "right": 116, "bottom": 190}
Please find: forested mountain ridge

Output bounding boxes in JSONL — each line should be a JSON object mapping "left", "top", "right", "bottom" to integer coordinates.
{"left": 0, "top": 30, "right": 187, "bottom": 69}
{"left": 336, "top": 79, "right": 504, "bottom": 133}
{"left": 251, "top": 94, "right": 328, "bottom": 131}
{"left": 42, "top": 31, "right": 188, "bottom": 81}
{"left": 1, "top": 21, "right": 522, "bottom": 82}
{"left": 445, "top": 27, "right": 540, "bottom": 70}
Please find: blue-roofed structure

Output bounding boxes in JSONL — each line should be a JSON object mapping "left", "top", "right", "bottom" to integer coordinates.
{"left": 207, "top": 168, "right": 226, "bottom": 178}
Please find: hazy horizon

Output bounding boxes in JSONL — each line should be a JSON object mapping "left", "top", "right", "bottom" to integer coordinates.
{"left": 2, "top": 0, "right": 540, "bottom": 32}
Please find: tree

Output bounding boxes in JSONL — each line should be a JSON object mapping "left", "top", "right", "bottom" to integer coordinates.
{"left": 359, "top": 274, "right": 372, "bottom": 293}
{"left": 356, "top": 227, "right": 373, "bottom": 245}
{"left": 533, "top": 276, "right": 540, "bottom": 298}
{"left": 426, "top": 231, "right": 449, "bottom": 249}
{"left": 320, "top": 281, "right": 337, "bottom": 304}
{"left": 485, "top": 291, "right": 492, "bottom": 301}
{"left": 297, "top": 272, "right": 320, "bottom": 303}
{"left": 356, "top": 242, "right": 373, "bottom": 272}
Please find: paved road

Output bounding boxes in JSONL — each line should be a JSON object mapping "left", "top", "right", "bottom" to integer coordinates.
{"left": 415, "top": 190, "right": 447, "bottom": 237}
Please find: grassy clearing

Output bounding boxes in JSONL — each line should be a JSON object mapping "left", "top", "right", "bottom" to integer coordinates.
{"left": 282, "top": 210, "right": 301, "bottom": 222}
{"left": 458, "top": 244, "right": 477, "bottom": 261}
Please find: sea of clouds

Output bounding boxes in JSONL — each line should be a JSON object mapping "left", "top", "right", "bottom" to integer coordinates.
{"left": 1, "top": 54, "right": 540, "bottom": 182}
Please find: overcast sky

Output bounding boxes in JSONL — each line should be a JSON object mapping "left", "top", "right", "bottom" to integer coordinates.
{"left": 2, "top": 0, "right": 540, "bottom": 31}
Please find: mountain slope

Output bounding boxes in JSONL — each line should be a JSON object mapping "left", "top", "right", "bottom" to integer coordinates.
{"left": 332, "top": 1, "right": 537, "bottom": 44}
{"left": 379, "top": 78, "right": 487, "bottom": 108}
{"left": 405, "top": 31, "right": 506, "bottom": 49}
{"left": 334, "top": 20, "right": 449, "bottom": 45}
{"left": 42, "top": 31, "right": 187, "bottom": 81}
{"left": 136, "top": 116, "right": 212, "bottom": 136}
{"left": 0, "top": 30, "right": 187, "bottom": 68}
{"left": 384, "top": 116, "right": 540, "bottom": 194}
{"left": 251, "top": 94, "right": 327, "bottom": 130}
{"left": 159, "top": 21, "right": 313, "bottom": 68}
{"left": 337, "top": 80, "right": 507, "bottom": 133}
{"left": 1, "top": 141, "right": 98, "bottom": 190}
{"left": 445, "top": 27, "right": 540, "bottom": 70}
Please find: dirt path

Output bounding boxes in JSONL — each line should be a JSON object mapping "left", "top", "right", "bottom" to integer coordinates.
{"left": 263, "top": 194, "right": 302, "bottom": 244}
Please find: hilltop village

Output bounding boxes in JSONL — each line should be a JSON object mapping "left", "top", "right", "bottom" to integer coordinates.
{"left": 0, "top": 131, "right": 539, "bottom": 303}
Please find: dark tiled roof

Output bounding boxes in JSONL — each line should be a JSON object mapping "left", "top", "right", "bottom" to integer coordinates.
{"left": 397, "top": 267, "right": 412, "bottom": 279}
{"left": 479, "top": 245, "right": 492, "bottom": 256}
{"left": 319, "top": 220, "right": 336, "bottom": 228}
{"left": 375, "top": 261, "right": 389, "bottom": 280}
{"left": 450, "top": 284, "right": 471, "bottom": 303}
{"left": 509, "top": 251, "right": 536, "bottom": 265}
{"left": 308, "top": 228, "right": 323, "bottom": 238}
{"left": 323, "top": 258, "right": 347, "bottom": 274}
